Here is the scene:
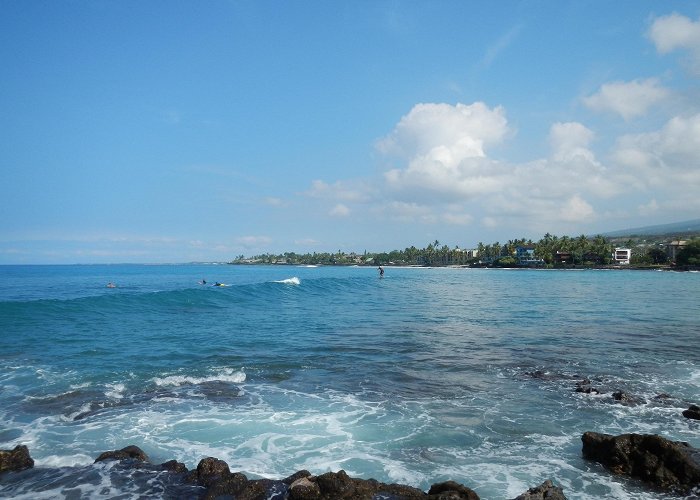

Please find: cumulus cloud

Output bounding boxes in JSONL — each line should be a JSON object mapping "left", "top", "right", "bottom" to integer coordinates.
{"left": 377, "top": 102, "right": 509, "bottom": 161}
{"left": 648, "top": 13, "right": 700, "bottom": 73}
{"left": 583, "top": 78, "right": 670, "bottom": 120}
{"left": 613, "top": 112, "right": 700, "bottom": 189}
{"left": 379, "top": 102, "right": 510, "bottom": 201}
{"left": 549, "top": 122, "right": 596, "bottom": 162}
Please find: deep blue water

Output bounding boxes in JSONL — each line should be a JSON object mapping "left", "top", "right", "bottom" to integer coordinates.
{"left": 0, "top": 264, "right": 698, "bottom": 499}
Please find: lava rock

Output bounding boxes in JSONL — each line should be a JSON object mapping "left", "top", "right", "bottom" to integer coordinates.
{"left": 581, "top": 431, "right": 700, "bottom": 494}
{"left": 510, "top": 479, "right": 566, "bottom": 499}
{"left": 0, "top": 445, "right": 34, "bottom": 473}
{"left": 94, "top": 445, "right": 150, "bottom": 463}
{"left": 427, "top": 480, "right": 480, "bottom": 499}
{"left": 682, "top": 404, "right": 700, "bottom": 420}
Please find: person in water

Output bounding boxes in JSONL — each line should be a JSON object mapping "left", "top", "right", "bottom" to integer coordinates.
{"left": 106, "top": 282, "right": 116, "bottom": 288}
{"left": 378, "top": 266, "right": 384, "bottom": 278}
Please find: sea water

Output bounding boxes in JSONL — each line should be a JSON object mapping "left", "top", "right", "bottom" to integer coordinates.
{"left": 0, "top": 264, "right": 698, "bottom": 499}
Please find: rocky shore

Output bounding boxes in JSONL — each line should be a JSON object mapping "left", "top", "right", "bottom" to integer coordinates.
{"left": 2, "top": 431, "right": 699, "bottom": 499}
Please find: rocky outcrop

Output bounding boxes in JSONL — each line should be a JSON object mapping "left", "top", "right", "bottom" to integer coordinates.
{"left": 0, "top": 445, "right": 34, "bottom": 473}
{"left": 581, "top": 432, "right": 700, "bottom": 494}
{"left": 94, "top": 444, "right": 150, "bottom": 463}
{"left": 509, "top": 480, "right": 566, "bottom": 500}
{"left": 2, "top": 444, "right": 571, "bottom": 499}
{"left": 683, "top": 404, "right": 700, "bottom": 420}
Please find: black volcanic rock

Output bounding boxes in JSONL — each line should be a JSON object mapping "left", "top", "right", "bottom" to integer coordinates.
{"left": 94, "top": 445, "right": 150, "bottom": 463}
{"left": 510, "top": 480, "right": 566, "bottom": 500}
{"left": 682, "top": 404, "right": 700, "bottom": 420}
{"left": 0, "top": 445, "right": 34, "bottom": 473}
{"left": 581, "top": 431, "right": 700, "bottom": 494}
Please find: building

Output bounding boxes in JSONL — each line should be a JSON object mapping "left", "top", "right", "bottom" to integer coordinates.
{"left": 515, "top": 246, "right": 543, "bottom": 266}
{"left": 613, "top": 248, "right": 631, "bottom": 265}
{"left": 666, "top": 241, "right": 687, "bottom": 262}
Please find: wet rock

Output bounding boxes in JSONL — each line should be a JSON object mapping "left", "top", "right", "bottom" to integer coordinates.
{"left": 575, "top": 379, "right": 600, "bottom": 395}
{"left": 314, "top": 470, "right": 357, "bottom": 497}
{"left": 682, "top": 404, "right": 700, "bottom": 420}
{"left": 289, "top": 476, "right": 320, "bottom": 499}
{"left": 160, "top": 459, "right": 188, "bottom": 474}
{"left": 203, "top": 474, "right": 281, "bottom": 500}
{"left": 510, "top": 479, "right": 566, "bottom": 499}
{"left": 0, "top": 445, "right": 34, "bottom": 473}
{"left": 94, "top": 445, "right": 149, "bottom": 463}
{"left": 581, "top": 431, "right": 700, "bottom": 494}
{"left": 187, "top": 456, "right": 232, "bottom": 487}
{"left": 611, "top": 391, "right": 646, "bottom": 406}
{"left": 427, "top": 480, "right": 480, "bottom": 499}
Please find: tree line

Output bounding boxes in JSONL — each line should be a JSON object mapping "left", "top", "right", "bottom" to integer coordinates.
{"left": 231, "top": 233, "right": 698, "bottom": 267}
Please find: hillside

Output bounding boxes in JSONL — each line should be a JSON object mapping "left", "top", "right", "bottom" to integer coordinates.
{"left": 603, "top": 219, "right": 700, "bottom": 239}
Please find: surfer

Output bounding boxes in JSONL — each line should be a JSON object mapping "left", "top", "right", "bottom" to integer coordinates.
{"left": 378, "top": 266, "right": 384, "bottom": 278}
{"left": 199, "top": 279, "right": 207, "bottom": 285}
{"left": 106, "top": 282, "right": 116, "bottom": 288}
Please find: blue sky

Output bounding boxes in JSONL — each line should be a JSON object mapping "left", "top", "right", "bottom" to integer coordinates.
{"left": 2, "top": 1, "right": 700, "bottom": 264}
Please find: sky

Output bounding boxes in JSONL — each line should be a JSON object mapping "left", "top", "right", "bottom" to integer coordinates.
{"left": 1, "top": 0, "right": 700, "bottom": 264}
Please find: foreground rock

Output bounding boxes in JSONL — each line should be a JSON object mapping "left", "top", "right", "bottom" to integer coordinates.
{"left": 581, "top": 432, "right": 700, "bottom": 494}
{"left": 1, "top": 444, "right": 570, "bottom": 499}
{"left": 0, "top": 445, "right": 34, "bottom": 473}
{"left": 509, "top": 480, "right": 566, "bottom": 500}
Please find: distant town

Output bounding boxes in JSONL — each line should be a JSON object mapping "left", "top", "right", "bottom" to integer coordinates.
{"left": 231, "top": 228, "right": 700, "bottom": 270}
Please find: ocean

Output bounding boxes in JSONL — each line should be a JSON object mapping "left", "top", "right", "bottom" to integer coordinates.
{"left": 0, "top": 264, "right": 698, "bottom": 499}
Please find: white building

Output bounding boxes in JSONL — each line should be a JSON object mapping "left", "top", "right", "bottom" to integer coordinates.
{"left": 613, "top": 248, "right": 631, "bottom": 265}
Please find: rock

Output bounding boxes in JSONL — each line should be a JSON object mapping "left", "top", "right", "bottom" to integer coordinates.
{"left": 203, "top": 474, "right": 279, "bottom": 500}
{"left": 682, "top": 404, "right": 700, "bottom": 420}
{"left": 611, "top": 391, "right": 646, "bottom": 406}
{"left": 187, "top": 456, "right": 232, "bottom": 487}
{"left": 428, "top": 480, "right": 480, "bottom": 499}
{"left": 160, "top": 459, "right": 188, "bottom": 474}
{"left": 581, "top": 431, "right": 700, "bottom": 494}
{"left": 94, "top": 445, "right": 149, "bottom": 463}
{"left": 575, "top": 379, "right": 600, "bottom": 395}
{"left": 314, "top": 470, "right": 357, "bottom": 497}
{"left": 0, "top": 445, "right": 34, "bottom": 473}
{"left": 289, "top": 476, "right": 321, "bottom": 499}
{"left": 510, "top": 479, "right": 566, "bottom": 499}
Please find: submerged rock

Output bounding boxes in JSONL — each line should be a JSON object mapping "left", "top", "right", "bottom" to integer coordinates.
{"left": 575, "top": 379, "right": 600, "bottom": 395}
{"left": 0, "top": 445, "right": 34, "bottom": 473}
{"left": 581, "top": 431, "right": 700, "bottom": 494}
{"left": 509, "top": 480, "right": 566, "bottom": 500}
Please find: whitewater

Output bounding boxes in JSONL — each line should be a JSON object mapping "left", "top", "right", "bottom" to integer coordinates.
{"left": 0, "top": 264, "right": 698, "bottom": 499}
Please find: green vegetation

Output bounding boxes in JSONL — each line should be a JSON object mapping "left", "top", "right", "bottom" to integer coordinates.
{"left": 231, "top": 230, "right": 700, "bottom": 269}
{"left": 675, "top": 238, "right": 700, "bottom": 266}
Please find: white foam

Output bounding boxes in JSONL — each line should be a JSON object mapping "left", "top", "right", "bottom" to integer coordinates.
{"left": 274, "top": 277, "right": 300, "bottom": 285}
{"left": 153, "top": 368, "right": 246, "bottom": 387}
{"left": 105, "top": 383, "right": 126, "bottom": 399}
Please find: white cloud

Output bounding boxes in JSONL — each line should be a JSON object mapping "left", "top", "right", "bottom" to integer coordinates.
{"left": 583, "top": 78, "right": 670, "bottom": 120}
{"left": 549, "top": 122, "right": 596, "bottom": 162}
{"left": 376, "top": 102, "right": 509, "bottom": 162}
{"left": 379, "top": 102, "right": 510, "bottom": 201}
{"left": 648, "top": 13, "right": 700, "bottom": 73}
{"left": 613, "top": 112, "right": 700, "bottom": 190}
{"left": 329, "top": 204, "right": 350, "bottom": 217}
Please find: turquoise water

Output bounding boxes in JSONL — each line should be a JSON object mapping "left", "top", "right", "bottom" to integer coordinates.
{"left": 0, "top": 265, "right": 698, "bottom": 499}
